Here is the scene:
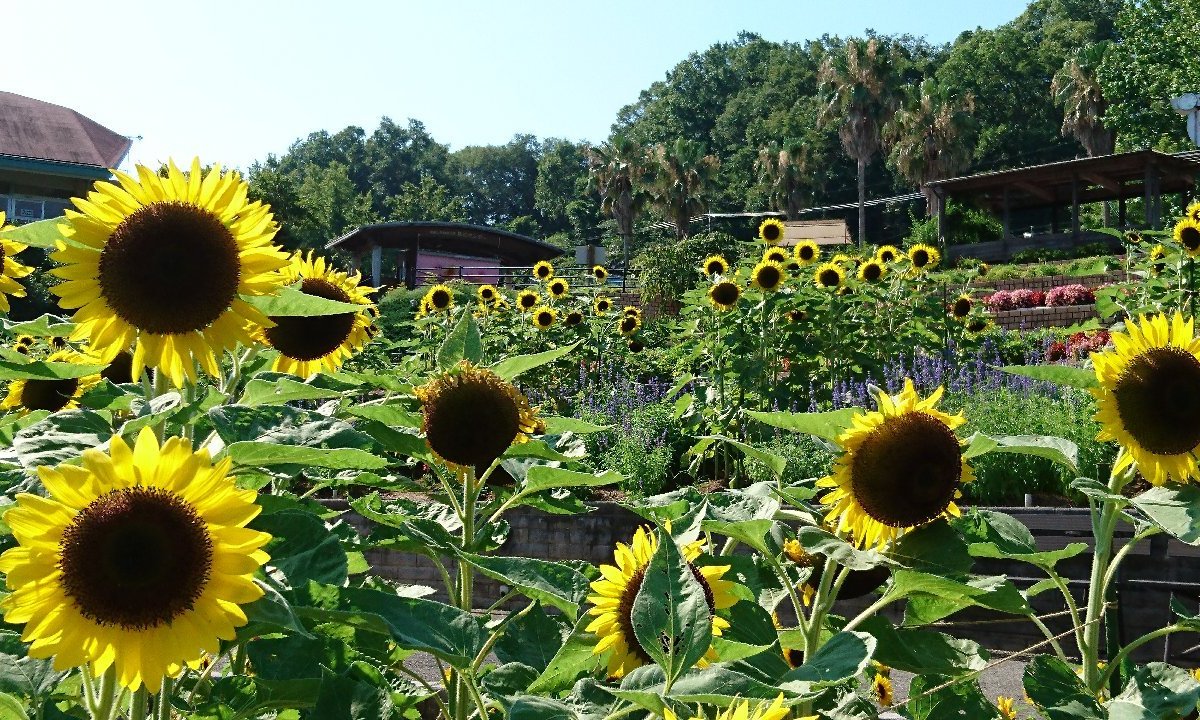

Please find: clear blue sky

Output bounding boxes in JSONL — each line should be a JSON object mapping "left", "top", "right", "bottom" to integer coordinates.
{"left": 8, "top": 0, "right": 1030, "bottom": 172}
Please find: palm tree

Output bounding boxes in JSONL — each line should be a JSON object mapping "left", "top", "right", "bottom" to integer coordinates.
{"left": 588, "top": 135, "right": 649, "bottom": 275}
{"left": 1053, "top": 43, "right": 1115, "bottom": 224}
{"left": 885, "top": 79, "right": 977, "bottom": 216}
{"left": 818, "top": 38, "right": 902, "bottom": 245}
{"left": 755, "top": 139, "right": 811, "bottom": 220}
{"left": 649, "top": 138, "right": 720, "bottom": 240}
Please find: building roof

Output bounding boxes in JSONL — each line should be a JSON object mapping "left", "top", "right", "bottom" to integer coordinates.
{"left": 326, "top": 222, "right": 564, "bottom": 264}
{"left": 780, "top": 219, "right": 851, "bottom": 246}
{"left": 925, "top": 150, "right": 1200, "bottom": 211}
{"left": 0, "top": 92, "right": 131, "bottom": 172}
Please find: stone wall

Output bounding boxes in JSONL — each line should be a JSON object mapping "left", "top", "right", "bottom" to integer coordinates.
{"left": 972, "top": 271, "right": 1126, "bottom": 293}
{"left": 988, "top": 304, "right": 1102, "bottom": 330}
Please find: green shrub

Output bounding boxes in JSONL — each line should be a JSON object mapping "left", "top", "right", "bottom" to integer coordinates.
{"left": 744, "top": 434, "right": 836, "bottom": 486}
{"left": 582, "top": 401, "right": 689, "bottom": 497}
{"left": 906, "top": 200, "right": 1002, "bottom": 247}
{"left": 634, "top": 230, "right": 741, "bottom": 306}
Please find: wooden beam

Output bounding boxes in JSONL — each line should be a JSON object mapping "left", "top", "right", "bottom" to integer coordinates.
{"left": 1071, "top": 174, "right": 1080, "bottom": 238}
{"left": 1081, "top": 172, "right": 1119, "bottom": 192}
{"left": 1013, "top": 180, "right": 1056, "bottom": 203}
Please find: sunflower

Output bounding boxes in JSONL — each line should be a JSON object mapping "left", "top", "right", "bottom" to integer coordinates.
{"left": 516, "top": 289, "right": 540, "bottom": 312}
{"left": 1174, "top": 218, "right": 1200, "bottom": 257}
{"left": 1124, "top": 230, "right": 1143, "bottom": 246}
{"left": 585, "top": 527, "right": 738, "bottom": 679}
{"left": 477, "top": 284, "right": 499, "bottom": 303}
{"left": 627, "top": 339, "right": 644, "bottom": 353}
{"left": 532, "top": 306, "right": 557, "bottom": 330}
{"left": 951, "top": 294, "right": 973, "bottom": 320}
{"left": 749, "top": 261, "right": 785, "bottom": 292}
{"left": 49, "top": 160, "right": 288, "bottom": 387}
{"left": 702, "top": 254, "right": 729, "bottom": 276}
{"left": 875, "top": 245, "right": 900, "bottom": 264}
{"left": 997, "top": 696, "right": 1018, "bottom": 720}
{"left": 1, "top": 349, "right": 101, "bottom": 413}
{"left": 593, "top": 296, "right": 613, "bottom": 315}
{"left": 622, "top": 306, "right": 642, "bottom": 320}
{"left": 818, "top": 379, "right": 973, "bottom": 549}
{"left": 785, "top": 308, "right": 807, "bottom": 323}
{"left": 708, "top": 280, "right": 741, "bottom": 311}
{"left": 794, "top": 240, "right": 820, "bottom": 266}
{"left": 873, "top": 670, "right": 894, "bottom": 707}
{"left": 714, "top": 696, "right": 791, "bottom": 720}
{"left": 1188, "top": 201, "right": 1200, "bottom": 223}
{"left": 259, "top": 252, "right": 375, "bottom": 378}
{"left": 759, "top": 218, "right": 786, "bottom": 245}
{"left": 532, "top": 260, "right": 554, "bottom": 281}
{"left": 424, "top": 284, "right": 455, "bottom": 313}
{"left": 763, "top": 247, "right": 789, "bottom": 265}
{"left": 977, "top": 262, "right": 990, "bottom": 277}
{"left": 814, "top": 262, "right": 845, "bottom": 290}
{"left": 965, "top": 317, "right": 993, "bottom": 336}
{"left": 14, "top": 335, "right": 34, "bottom": 355}
{"left": 414, "top": 361, "right": 541, "bottom": 469}
{"left": 857, "top": 260, "right": 886, "bottom": 283}
{"left": 547, "top": 278, "right": 569, "bottom": 299}
{"left": 592, "top": 265, "right": 608, "bottom": 282}
{"left": 907, "top": 244, "right": 940, "bottom": 272}
{"left": 1091, "top": 313, "right": 1200, "bottom": 485}
{"left": 0, "top": 213, "right": 33, "bottom": 313}
{"left": 0, "top": 428, "right": 269, "bottom": 691}
{"left": 1149, "top": 244, "right": 1168, "bottom": 275}
{"left": 564, "top": 310, "right": 584, "bottom": 327}
{"left": 618, "top": 315, "right": 641, "bottom": 337}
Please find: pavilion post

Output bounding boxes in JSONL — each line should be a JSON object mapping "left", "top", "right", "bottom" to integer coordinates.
{"left": 370, "top": 244, "right": 382, "bottom": 288}
{"left": 935, "top": 189, "right": 946, "bottom": 247}
{"left": 1118, "top": 181, "right": 1126, "bottom": 228}
{"left": 1145, "top": 161, "right": 1161, "bottom": 228}
{"left": 1001, "top": 185, "right": 1011, "bottom": 257}
{"left": 1071, "top": 174, "right": 1080, "bottom": 239}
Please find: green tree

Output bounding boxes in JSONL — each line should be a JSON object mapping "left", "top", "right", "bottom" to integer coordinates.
{"left": 364, "top": 118, "right": 453, "bottom": 212}
{"left": 1052, "top": 42, "right": 1115, "bottom": 157}
{"left": 885, "top": 79, "right": 977, "bottom": 215}
{"left": 1098, "top": 0, "right": 1200, "bottom": 151}
{"left": 649, "top": 138, "right": 721, "bottom": 241}
{"left": 450, "top": 134, "right": 539, "bottom": 227}
{"left": 588, "top": 135, "right": 650, "bottom": 270}
{"left": 755, "top": 140, "right": 812, "bottom": 219}
{"left": 296, "top": 162, "right": 380, "bottom": 248}
{"left": 535, "top": 139, "right": 601, "bottom": 241}
{"left": 385, "top": 175, "right": 467, "bottom": 222}
{"left": 818, "top": 38, "right": 903, "bottom": 244}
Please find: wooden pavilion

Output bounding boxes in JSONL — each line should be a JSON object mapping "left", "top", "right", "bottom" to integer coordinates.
{"left": 326, "top": 221, "right": 564, "bottom": 289}
{"left": 924, "top": 150, "right": 1200, "bottom": 262}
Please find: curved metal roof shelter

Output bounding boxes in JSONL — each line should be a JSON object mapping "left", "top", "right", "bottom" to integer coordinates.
{"left": 326, "top": 221, "right": 564, "bottom": 288}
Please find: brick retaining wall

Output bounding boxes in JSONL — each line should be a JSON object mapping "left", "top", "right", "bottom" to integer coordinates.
{"left": 972, "top": 271, "right": 1126, "bottom": 293}
{"left": 989, "top": 304, "right": 1102, "bottom": 330}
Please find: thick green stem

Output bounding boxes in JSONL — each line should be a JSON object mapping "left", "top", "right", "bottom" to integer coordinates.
{"left": 1097, "top": 624, "right": 1185, "bottom": 690}
{"left": 128, "top": 687, "right": 149, "bottom": 720}
{"left": 1028, "top": 612, "right": 1069, "bottom": 662}
{"left": 802, "top": 555, "right": 841, "bottom": 657}
{"left": 1082, "top": 465, "right": 1132, "bottom": 690}
{"left": 87, "top": 666, "right": 119, "bottom": 720}
{"left": 155, "top": 677, "right": 172, "bottom": 720}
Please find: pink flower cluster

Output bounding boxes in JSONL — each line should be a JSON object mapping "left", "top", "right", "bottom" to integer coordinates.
{"left": 1046, "top": 330, "right": 1111, "bottom": 362}
{"left": 985, "top": 284, "right": 1096, "bottom": 312}
{"left": 1045, "top": 284, "right": 1096, "bottom": 307}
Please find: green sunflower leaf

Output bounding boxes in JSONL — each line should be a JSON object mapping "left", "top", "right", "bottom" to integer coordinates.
{"left": 1131, "top": 483, "right": 1200, "bottom": 545}
{"left": 0, "top": 217, "right": 65, "bottom": 249}
{"left": 526, "top": 614, "right": 601, "bottom": 694}
{"left": 12, "top": 409, "right": 110, "bottom": 469}
{"left": 0, "top": 359, "right": 106, "bottom": 381}
{"left": 437, "top": 309, "right": 483, "bottom": 368}
{"left": 858, "top": 616, "right": 987, "bottom": 675}
{"left": 962, "top": 432, "right": 1079, "bottom": 473}
{"left": 2, "top": 314, "right": 74, "bottom": 338}
{"left": 253, "top": 510, "right": 348, "bottom": 588}
{"left": 243, "top": 284, "right": 366, "bottom": 317}
{"left": 1000, "top": 364, "right": 1099, "bottom": 389}
{"left": 631, "top": 527, "right": 713, "bottom": 686}
{"left": 239, "top": 377, "right": 344, "bottom": 406}
{"left": 1022, "top": 655, "right": 1103, "bottom": 719}
{"left": 744, "top": 407, "right": 861, "bottom": 442}
{"left": 226, "top": 442, "right": 387, "bottom": 470}
{"left": 780, "top": 630, "right": 877, "bottom": 689}
{"left": 1104, "top": 662, "right": 1200, "bottom": 719}
{"left": 490, "top": 341, "right": 580, "bottom": 381}
{"left": 456, "top": 553, "right": 590, "bottom": 620}
{"left": 520, "top": 466, "right": 622, "bottom": 495}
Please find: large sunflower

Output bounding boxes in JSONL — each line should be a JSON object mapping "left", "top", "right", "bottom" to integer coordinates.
{"left": 593, "top": 296, "right": 613, "bottom": 315}
{"left": 702, "top": 255, "right": 730, "bottom": 276}
{"left": 875, "top": 245, "right": 900, "bottom": 264}
{"left": 585, "top": 527, "right": 737, "bottom": 679}
{"left": 618, "top": 315, "right": 641, "bottom": 337}
{"left": 814, "top": 262, "right": 845, "bottom": 290}
{"left": 951, "top": 294, "right": 973, "bottom": 320}
{"left": 477, "top": 284, "right": 499, "bottom": 304}
{"left": 517, "top": 289, "right": 540, "bottom": 312}
{"left": 794, "top": 241, "right": 820, "bottom": 266}
{"left": 907, "top": 244, "right": 940, "bottom": 273}
{"left": 532, "top": 261, "right": 554, "bottom": 281}
{"left": 1, "top": 349, "right": 101, "bottom": 413}
{"left": 858, "top": 260, "right": 886, "bottom": 283}
{"left": 532, "top": 306, "right": 557, "bottom": 330}
{"left": 1091, "top": 313, "right": 1200, "bottom": 485}
{"left": 0, "top": 428, "right": 269, "bottom": 691}
{"left": 759, "top": 218, "right": 786, "bottom": 245}
{"left": 708, "top": 280, "right": 741, "bottom": 311}
{"left": 763, "top": 247, "right": 789, "bottom": 265}
{"left": 414, "top": 362, "right": 541, "bottom": 469}
{"left": 818, "top": 379, "right": 973, "bottom": 549}
{"left": 751, "top": 261, "right": 786, "bottom": 292}
{"left": 258, "top": 252, "right": 375, "bottom": 378}
{"left": 547, "top": 278, "right": 570, "bottom": 299}
{"left": 50, "top": 160, "right": 288, "bottom": 387}
{"left": 0, "top": 212, "right": 34, "bottom": 313}
{"left": 592, "top": 265, "right": 608, "bottom": 283}
{"left": 423, "top": 284, "right": 455, "bottom": 314}
{"left": 1174, "top": 218, "right": 1200, "bottom": 257}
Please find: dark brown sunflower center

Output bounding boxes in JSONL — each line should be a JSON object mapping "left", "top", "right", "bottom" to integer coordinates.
{"left": 99, "top": 201, "right": 241, "bottom": 335}
{"left": 880, "top": 250, "right": 895, "bottom": 262}
{"left": 58, "top": 486, "right": 213, "bottom": 630}
{"left": 819, "top": 269, "right": 841, "bottom": 287}
{"left": 1181, "top": 227, "right": 1200, "bottom": 251}
{"left": 100, "top": 351, "right": 135, "bottom": 385}
{"left": 705, "top": 261, "right": 724, "bottom": 274}
{"left": 757, "top": 266, "right": 783, "bottom": 288}
{"left": 481, "top": 288, "right": 495, "bottom": 300}
{"left": 628, "top": 340, "right": 644, "bottom": 352}
{"left": 519, "top": 294, "right": 537, "bottom": 309}
{"left": 430, "top": 289, "right": 452, "bottom": 309}
{"left": 967, "top": 318, "right": 988, "bottom": 333}
{"left": 912, "top": 249, "right": 930, "bottom": 267}
{"left": 766, "top": 251, "right": 787, "bottom": 263}
{"left": 849, "top": 410, "right": 962, "bottom": 528}
{"left": 565, "top": 311, "right": 583, "bottom": 326}
{"left": 597, "top": 301, "right": 611, "bottom": 312}
{"left": 620, "top": 317, "right": 638, "bottom": 333}
{"left": 1113, "top": 347, "right": 1200, "bottom": 456}
{"left": 863, "top": 264, "right": 883, "bottom": 282}
{"left": 20, "top": 378, "right": 79, "bottom": 412}
{"left": 799, "top": 246, "right": 815, "bottom": 261}
{"left": 763, "top": 224, "right": 782, "bottom": 241}
{"left": 423, "top": 373, "right": 521, "bottom": 467}
{"left": 953, "top": 298, "right": 972, "bottom": 318}
{"left": 711, "top": 282, "right": 739, "bottom": 306}
{"left": 536, "top": 311, "right": 554, "bottom": 326}
{"left": 264, "top": 278, "right": 356, "bottom": 362}
{"left": 616, "top": 562, "right": 715, "bottom": 666}
{"left": 536, "top": 266, "right": 551, "bottom": 278}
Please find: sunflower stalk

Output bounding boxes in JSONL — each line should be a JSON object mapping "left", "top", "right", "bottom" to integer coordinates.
{"left": 1081, "top": 461, "right": 1135, "bottom": 691}
{"left": 128, "top": 687, "right": 149, "bottom": 720}
{"left": 83, "top": 667, "right": 120, "bottom": 720}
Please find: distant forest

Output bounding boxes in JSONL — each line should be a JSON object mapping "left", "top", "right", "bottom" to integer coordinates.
{"left": 246, "top": 0, "right": 1200, "bottom": 259}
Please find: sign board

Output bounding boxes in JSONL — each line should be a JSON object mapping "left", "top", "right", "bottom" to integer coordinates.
{"left": 574, "top": 245, "right": 607, "bottom": 265}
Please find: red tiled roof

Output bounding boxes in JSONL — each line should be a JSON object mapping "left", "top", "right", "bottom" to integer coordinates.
{"left": 0, "top": 92, "right": 130, "bottom": 169}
